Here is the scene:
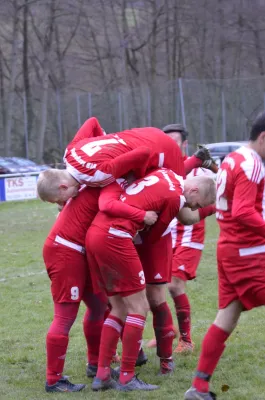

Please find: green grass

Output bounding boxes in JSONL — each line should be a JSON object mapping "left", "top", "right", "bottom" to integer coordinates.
{"left": 0, "top": 200, "right": 265, "bottom": 399}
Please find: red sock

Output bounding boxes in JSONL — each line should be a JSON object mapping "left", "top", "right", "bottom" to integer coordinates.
{"left": 152, "top": 302, "right": 175, "bottom": 359}
{"left": 184, "top": 155, "right": 202, "bottom": 174}
{"left": 120, "top": 314, "right": 146, "bottom": 384}
{"left": 96, "top": 315, "right": 123, "bottom": 381}
{"left": 46, "top": 333, "right": 69, "bottom": 385}
{"left": 100, "top": 147, "right": 151, "bottom": 179}
{"left": 83, "top": 312, "right": 104, "bottom": 367}
{"left": 46, "top": 302, "right": 79, "bottom": 385}
{"left": 193, "top": 324, "right": 230, "bottom": 392}
{"left": 173, "top": 294, "right": 191, "bottom": 343}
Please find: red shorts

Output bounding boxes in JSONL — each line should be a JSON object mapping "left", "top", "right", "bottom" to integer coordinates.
{"left": 172, "top": 246, "right": 202, "bottom": 281}
{"left": 135, "top": 233, "right": 172, "bottom": 284}
{"left": 218, "top": 248, "right": 265, "bottom": 310}
{"left": 86, "top": 226, "right": 145, "bottom": 297}
{"left": 43, "top": 238, "right": 91, "bottom": 303}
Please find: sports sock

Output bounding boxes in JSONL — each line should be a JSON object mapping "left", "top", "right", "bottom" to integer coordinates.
{"left": 83, "top": 312, "right": 104, "bottom": 367}
{"left": 46, "top": 302, "right": 79, "bottom": 385}
{"left": 96, "top": 315, "right": 123, "bottom": 381}
{"left": 193, "top": 324, "right": 230, "bottom": 393}
{"left": 151, "top": 302, "right": 175, "bottom": 359}
{"left": 120, "top": 314, "right": 146, "bottom": 384}
{"left": 173, "top": 294, "right": 192, "bottom": 343}
{"left": 82, "top": 292, "right": 108, "bottom": 367}
{"left": 46, "top": 334, "right": 69, "bottom": 385}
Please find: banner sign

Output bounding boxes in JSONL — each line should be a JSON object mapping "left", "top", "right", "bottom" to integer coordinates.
{"left": 0, "top": 175, "right": 38, "bottom": 202}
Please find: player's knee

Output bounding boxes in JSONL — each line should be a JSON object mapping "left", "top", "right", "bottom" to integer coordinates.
{"left": 214, "top": 301, "right": 242, "bottom": 333}
{"left": 168, "top": 277, "right": 185, "bottom": 297}
{"left": 124, "top": 290, "right": 149, "bottom": 316}
{"left": 146, "top": 284, "right": 166, "bottom": 308}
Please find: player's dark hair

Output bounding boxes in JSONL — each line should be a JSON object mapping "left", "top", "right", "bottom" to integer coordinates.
{"left": 162, "top": 123, "right": 189, "bottom": 142}
{"left": 250, "top": 112, "right": 265, "bottom": 141}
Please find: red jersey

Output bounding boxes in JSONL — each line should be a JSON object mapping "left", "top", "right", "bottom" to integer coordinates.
{"left": 64, "top": 127, "right": 184, "bottom": 186}
{"left": 216, "top": 146, "right": 265, "bottom": 255}
{"left": 92, "top": 168, "right": 186, "bottom": 243}
{"left": 169, "top": 164, "right": 215, "bottom": 250}
{"left": 47, "top": 187, "right": 100, "bottom": 246}
{"left": 66, "top": 117, "right": 105, "bottom": 152}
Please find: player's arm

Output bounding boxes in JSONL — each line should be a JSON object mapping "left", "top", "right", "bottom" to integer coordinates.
{"left": 232, "top": 168, "right": 265, "bottom": 236}
{"left": 99, "top": 182, "right": 157, "bottom": 225}
{"left": 177, "top": 204, "right": 216, "bottom": 225}
{"left": 70, "top": 117, "right": 105, "bottom": 147}
{"left": 145, "top": 197, "right": 183, "bottom": 243}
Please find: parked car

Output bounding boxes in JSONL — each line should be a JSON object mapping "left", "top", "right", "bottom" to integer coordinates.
{"left": 5, "top": 157, "right": 51, "bottom": 172}
{"left": 0, "top": 157, "right": 28, "bottom": 174}
{"left": 205, "top": 141, "right": 248, "bottom": 167}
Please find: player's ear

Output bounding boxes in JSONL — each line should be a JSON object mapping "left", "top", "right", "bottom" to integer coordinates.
{"left": 59, "top": 183, "right": 68, "bottom": 190}
{"left": 259, "top": 131, "right": 265, "bottom": 143}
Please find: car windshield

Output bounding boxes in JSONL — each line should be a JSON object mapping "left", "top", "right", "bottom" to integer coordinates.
{"left": 12, "top": 158, "right": 36, "bottom": 166}
{"left": 0, "top": 159, "right": 17, "bottom": 167}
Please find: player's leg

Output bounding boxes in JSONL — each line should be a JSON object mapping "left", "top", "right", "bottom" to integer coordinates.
{"left": 46, "top": 302, "right": 82, "bottom": 388}
{"left": 92, "top": 294, "right": 126, "bottom": 390}
{"left": 185, "top": 300, "right": 242, "bottom": 400}
{"left": 169, "top": 247, "right": 202, "bottom": 353}
{"left": 146, "top": 284, "right": 176, "bottom": 375}
{"left": 184, "top": 253, "right": 242, "bottom": 399}
{"left": 82, "top": 290, "right": 109, "bottom": 377}
{"left": 87, "top": 229, "right": 157, "bottom": 390}
{"left": 43, "top": 243, "right": 87, "bottom": 392}
{"left": 138, "top": 234, "right": 175, "bottom": 374}
{"left": 168, "top": 276, "right": 193, "bottom": 352}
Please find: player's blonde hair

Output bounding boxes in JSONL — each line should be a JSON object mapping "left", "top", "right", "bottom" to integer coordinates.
{"left": 37, "top": 169, "right": 63, "bottom": 202}
{"left": 191, "top": 175, "right": 216, "bottom": 205}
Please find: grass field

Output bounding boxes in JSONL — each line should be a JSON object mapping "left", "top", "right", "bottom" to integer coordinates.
{"left": 1, "top": 200, "right": 265, "bottom": 400}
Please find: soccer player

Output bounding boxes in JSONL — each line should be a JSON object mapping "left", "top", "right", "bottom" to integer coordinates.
{"left": 86, "top": 168, "right": 216, "bottom": 391}
{"left": 36, "top": 118, "right": 217, "bottom": 205}
{"left": 165, "top": 124, "right": 216, "bottom": 353}
{"left": 146, "top": 124, "right": 216, "bottom": 356}
{"left": 184, "top": 111, "right": 265, "bottom": 400}
{"left": 43, "top": 187, "right": 103, "bottom": 392}
{"left": 43, "top": 185, "right": 157, "bottom": 392}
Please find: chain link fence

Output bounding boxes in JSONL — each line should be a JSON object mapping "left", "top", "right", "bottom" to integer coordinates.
{"left": 1, "top": 77, "right": 265, "bottom": 162}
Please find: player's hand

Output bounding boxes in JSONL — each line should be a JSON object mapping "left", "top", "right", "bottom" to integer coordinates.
{"left": 144, "top": 211, "right": 158, "bottom": 225}
{"left": 194, "top": 144, "right": 219, "bottom": 174}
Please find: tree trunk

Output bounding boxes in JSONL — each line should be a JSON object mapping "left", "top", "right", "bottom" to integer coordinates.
{"left": 4, "top": 0, "right": 19, "bottom": 156}
{"left": 36, "top": 0, "right": 55, "bottom": 162}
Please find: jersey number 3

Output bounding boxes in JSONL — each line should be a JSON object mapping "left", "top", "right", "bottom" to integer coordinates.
{"left": 125, "top": 175, "right": 159, "bottom": 195}
{"left": 216, "top": 169, "right": 228, "bottom": 211}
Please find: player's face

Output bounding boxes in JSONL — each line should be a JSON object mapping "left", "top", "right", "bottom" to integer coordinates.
{"left": 258, "top": 132, "right": 265, "bottom": 159}
{"left": 185, "top": 188, "right": 203, "bottom": 210}
{"left": 54, "top": 184, "right": 80, "bottom": 206}
{"left": 168, "top": 132, "right": 187, "bottom": 154}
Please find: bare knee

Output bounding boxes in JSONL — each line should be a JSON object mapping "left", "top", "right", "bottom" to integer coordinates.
{"left": 168, "top": 276, "right": 186, "bottom": 297}
{"left": 109, "top": 295, "right": 127, "bottom": 321}
{"left": 123, "top": 290, "right": 149, "bottom": 317}
{"left": 214, "top": 301, "right": 243, "bottom": 333}
{"left": 146, "top": 284, "right": 166, "bottom": 309}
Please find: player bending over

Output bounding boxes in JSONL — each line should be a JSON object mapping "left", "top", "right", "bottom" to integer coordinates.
{"left": 36, "top": 118, "right": 217, "bottom": 205}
